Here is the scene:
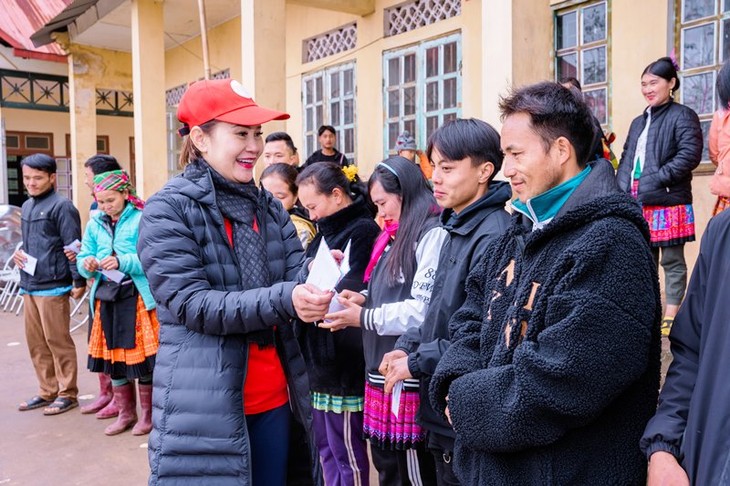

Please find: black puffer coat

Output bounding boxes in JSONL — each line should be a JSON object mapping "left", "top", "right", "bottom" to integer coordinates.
{"left": 138, "top": 163, "right": 321, "bottom": 485}
{"left": 617, "top": 100, "right": 702, "bottom": 206}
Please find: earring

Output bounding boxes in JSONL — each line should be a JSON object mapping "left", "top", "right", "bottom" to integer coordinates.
{"left": 670, "top": 88, "right": 674, "bottom": 98}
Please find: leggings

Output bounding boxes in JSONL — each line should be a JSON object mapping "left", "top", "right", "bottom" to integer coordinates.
{"left": 111, "top": 374, "right": 151, "bottom": 386}
{"left": 651, "top": 244, "right": 687, "bottom": 306}
{"left": 246, "top": 403, "right": 291, "bottom": 486}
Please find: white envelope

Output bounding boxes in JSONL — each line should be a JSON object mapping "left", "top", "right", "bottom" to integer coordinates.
{"left": 101, "top": 269, "right": 125, "bottom": 283}
{"left": 22, "top": 253, "right": 37, "bottom": 276}
{"left": 63, "top": 239, "right": 82, "bottom": 254}
{"left": 305, "top": 239, "right": 342, "bottom": 291}
{"left": 391, "top": 380, "right": 404, "bottom": 418}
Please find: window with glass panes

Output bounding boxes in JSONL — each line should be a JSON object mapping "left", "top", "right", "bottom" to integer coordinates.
{"left": 383, "top": 33, "right": 461, "bottom": 157}
{"left": 302, "top": 63, "right": 356, "bottom": 163}
{"left": 555, "top": 1, "right": 609, "bottom": 125}
{"left": 677, "top": 0, "right": 730, "bottom": 161}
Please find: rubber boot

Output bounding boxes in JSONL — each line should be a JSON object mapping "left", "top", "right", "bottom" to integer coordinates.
{"left": 95, "top": 392, "right": 120, "bottom": 419}
{"left": 132, "top": 383, "right": 153, "bottom": 436}
{"left": 80, "top": 373, "right": 114, "bottom": 414}
{"left": 104, "top": 383, "right": 137, "bottom": 436}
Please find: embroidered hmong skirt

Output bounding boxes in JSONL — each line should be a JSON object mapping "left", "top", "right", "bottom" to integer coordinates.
{"left": 713, "top": 196, "right": 730, "bottom": 216}
{"left": 363, "top": 375, "right": 425, "bottom": 450}
{"left": 88, "top": 296, "right": 159, "bottom": 378}
{"left": 632, "top": 180, "right": 696, "bottom": 247}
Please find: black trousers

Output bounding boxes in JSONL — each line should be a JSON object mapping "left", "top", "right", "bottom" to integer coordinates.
{"left": 370, "top": 443, "right": 437, "bottom": 486}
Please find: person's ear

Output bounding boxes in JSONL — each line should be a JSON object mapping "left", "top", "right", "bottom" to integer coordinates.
{"left": 478, "top": 162, "right": 495, "bottom": 184}
{"left": 190, "top": 126, "right": 208, "bottom": 153}
{"left": 554, "top": 136, "right": 573, "bottom": 165}
{"left": 122, "top": 189, "right": 130, "bottom": 200}
{"left": 332, "top": 187, "right": 344, "bottom": 205}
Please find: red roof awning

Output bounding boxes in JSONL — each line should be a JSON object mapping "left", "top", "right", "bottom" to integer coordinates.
{"left": 0, "top": 0, "right": 73, "bottom": 63}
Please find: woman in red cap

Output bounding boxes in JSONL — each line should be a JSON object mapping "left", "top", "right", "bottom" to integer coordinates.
{"left": 137, "top": 79, "right": 332, "bottom": 486}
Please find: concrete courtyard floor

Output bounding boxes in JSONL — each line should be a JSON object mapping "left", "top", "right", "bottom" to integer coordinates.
{"left": 0, "top": 308, "right": 149, "bottom": 485}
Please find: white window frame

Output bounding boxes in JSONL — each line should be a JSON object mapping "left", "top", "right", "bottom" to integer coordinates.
{"left": 554, "top": 1, "right": 609, "bottom": 126}
{"left": 301, "top": 62, "right": 357, "bottom": 163}
{"left": 382, "top": 32, "right": 462, "bottom": 158}
{"left": 678, "top": 0, "right": 730, "bottom": 162}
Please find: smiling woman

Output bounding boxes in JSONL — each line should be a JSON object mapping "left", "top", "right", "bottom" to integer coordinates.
{"left": 137, "top": 79, "right": 332, "bottom": 486}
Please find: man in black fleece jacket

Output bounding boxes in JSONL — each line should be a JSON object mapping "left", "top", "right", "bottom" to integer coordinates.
{"left": 429, "top": 82, "right": 661, "bottom": 485}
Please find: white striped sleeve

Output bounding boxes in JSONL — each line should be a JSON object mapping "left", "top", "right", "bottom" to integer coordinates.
{"left": 362, "top": 226, "right": 447, "bottom": 336}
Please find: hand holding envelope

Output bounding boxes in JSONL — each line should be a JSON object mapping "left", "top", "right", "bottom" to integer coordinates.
{"left": 305, "top": 239, "right": 360, "bottom": 331}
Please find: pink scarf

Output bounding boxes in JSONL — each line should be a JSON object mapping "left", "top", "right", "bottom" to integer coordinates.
{"left": 364, "top": 221, "right": 399, "bottom": 283}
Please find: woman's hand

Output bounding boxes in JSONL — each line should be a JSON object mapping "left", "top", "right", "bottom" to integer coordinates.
{"left": 293, "top": 283, "right": 333, "bottom": 322}
{"left": 83, "top": 257, "right": 99, "bottom": 273}
{"left": 320, "top": 294, "right": 362, "bottom": 331}
{"left": 99, "top": 256, "right": 119, "bottom": 271}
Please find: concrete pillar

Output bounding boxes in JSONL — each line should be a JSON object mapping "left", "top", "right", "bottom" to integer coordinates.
{"left": 131, "top": 0, "right": 167, "bottom": 198}
{"left": 241, "top": 0, "right": 287, "bottom": 177}
{"left": 482, "top": 0, "right": 513, "bottom": 128}
{"left": 0, "top": 106, "right": 7, "bottom": 204}
{"left": 67, "top": 47, "right": 101, "bottom": 220}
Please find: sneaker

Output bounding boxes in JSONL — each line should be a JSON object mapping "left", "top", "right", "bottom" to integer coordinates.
{"left": 661, "top": 317, "right": 674, "bottom": 337}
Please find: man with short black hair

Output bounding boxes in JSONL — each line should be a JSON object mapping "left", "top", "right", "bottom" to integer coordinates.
{"left": 263, "top": 132, "right": 300, "bottom": 168}
{"left": 381, "top": 118, "right": 511, "bottom": 485}
{"left": 430, "top": 82, "right": 661, "bottom": 484}
{"left": 15, "top": 153, "right": 86, "bottom": 416}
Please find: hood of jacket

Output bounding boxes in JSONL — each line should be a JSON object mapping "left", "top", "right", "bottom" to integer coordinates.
{"left": 518, "top": 158, "right": 650, "bottom": 246}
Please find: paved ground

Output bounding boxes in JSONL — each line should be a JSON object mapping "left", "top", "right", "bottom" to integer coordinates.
{"left": 0, "top": 301, "right": 673, "bottom": 486}
{"left": 0, "top": 308, "right": 149, "bottom": 485}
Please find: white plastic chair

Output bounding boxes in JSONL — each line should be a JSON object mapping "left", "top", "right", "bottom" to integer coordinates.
{"left": 0, "top": 241, "right": 22, "bottom": 308}
{"left": 69, "top": 289, "right": 91, "bottom": 332}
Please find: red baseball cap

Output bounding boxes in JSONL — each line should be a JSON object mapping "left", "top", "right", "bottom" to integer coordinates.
{"left": 177, "top": 79, "right": 289, "bottom": 135}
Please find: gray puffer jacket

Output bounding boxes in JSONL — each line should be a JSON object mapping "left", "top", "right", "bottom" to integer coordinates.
{"left": 138, "top": 162, "right": 320, "bottom": 485}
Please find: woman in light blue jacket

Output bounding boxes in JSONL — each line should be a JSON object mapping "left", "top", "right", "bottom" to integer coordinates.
{"left": 77, "top": 170, "right": 158, "bottom": 437}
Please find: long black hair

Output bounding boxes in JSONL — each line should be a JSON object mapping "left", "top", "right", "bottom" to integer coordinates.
{"left": 368, "top": 156, "right": 439, "bottom": 287}
{"left": 297, "top": 162, "right": 375, "bottom": 214}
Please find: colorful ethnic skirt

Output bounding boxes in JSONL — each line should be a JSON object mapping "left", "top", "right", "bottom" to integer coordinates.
{"left": 713, "top": 196, "right": 730, "bottom": 216}
{"left": 88, "top": 296, "right": 159, "bottom": 378}
{"left": 632, "top": 180, "right": 696, "bottom": 247}
{"left": 363, "top": 373, "right": 425, "bottom": 450}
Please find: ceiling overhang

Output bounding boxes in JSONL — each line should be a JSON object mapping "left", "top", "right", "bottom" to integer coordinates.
{"left": 288, "top": 0, "right": 374, "bottom": 16}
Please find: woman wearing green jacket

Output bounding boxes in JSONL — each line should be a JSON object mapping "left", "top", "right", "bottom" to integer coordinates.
{"left": 77, "top": 170, "right": 158, "bottom": 437}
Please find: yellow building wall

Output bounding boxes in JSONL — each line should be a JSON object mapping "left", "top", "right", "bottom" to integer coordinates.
{"left": 3, "top": 108, "right": 69, "bottom": 156}
{"left": 164, "top": 17, "right": 243, "bottom": 89}
{"left": 284, "top": 0, "right": 485, "bottom": 175}
{"left": 97, "top": 115, "right": 135, "bottom": 169}
{"left": 511, "top": 0, "right": 553, "bottom": 88}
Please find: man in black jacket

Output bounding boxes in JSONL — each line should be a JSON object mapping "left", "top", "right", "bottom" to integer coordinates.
{"left": 15, "top": 154, "right": 86, "bottom": 416}
{"left": 429, "top": 82, "right": 661, "bottom": 485}
{"left": 380, "top": 118, "right": 511, "bottom": 485}
{"left": 641, "top": 209, "right": 730, "bottom": 485}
